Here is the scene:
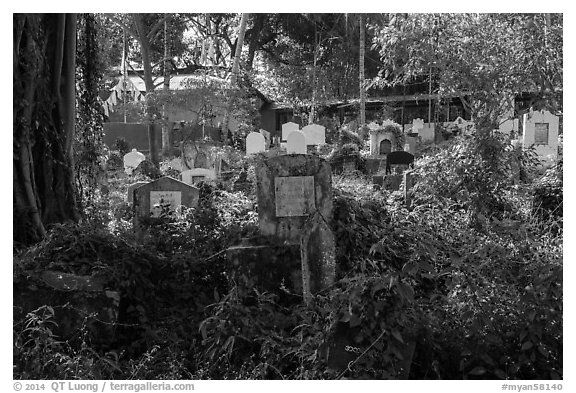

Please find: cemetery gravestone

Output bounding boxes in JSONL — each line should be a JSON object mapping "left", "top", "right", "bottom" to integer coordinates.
{"left": 255, "top": 154, "right": 335, "bottom": 300}
{"left": 412, "top": 118, "right": 424, "bottom": 134}
{"left": 282, "top": 122, "right": 300, "bottom": 142}
{"left": 499, "top": 118, "right": 520, "bottom": 136}
{"left": 123, "top": 148, "right": 146, "bottom": 175}
{"left": 168, "top": 157, "right": 184, "bottom": 172}
{"left": 260, "top": 129, "right": 271, "bottom": 149}
{"left": 301, "top": 124, "right": 326, "bottom": 145}
{"left": 133, "top": 176, "right": 199, "bottom": 230}
{"left": 14, "top": 270, "right": 119, "bottom": 348}
{"left": 287, "top": 130, "right": 307, "bottom": 154}
{"left": 181, "top": 168, "right": 217, "bottom": 185}
{"left": 127, "top": 181, "right": 149, "bottom": 204}
{"left": 404, "top": 170, "right": 415, "bottom": 208}
{"left": 419, "top": 123, "right": 435, "bottom": 143}
{"left": 522, "top": 110, "right": 559, "bottom": 164}
{"left": 246, "top": 132, "right": 266, "bottom": 155}
{"left": 386, "top": 151, "right": 414, "bottom": 174}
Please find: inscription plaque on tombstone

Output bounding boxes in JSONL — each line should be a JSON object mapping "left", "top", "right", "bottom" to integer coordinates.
{"left": 534, "top": 123, "right": 550, "bottom": 145}
{"left": 150, "top": 191, "right": 182, "bottom": 217}
{"left": 274, "top": 176, "right": 316, "bottom": 217}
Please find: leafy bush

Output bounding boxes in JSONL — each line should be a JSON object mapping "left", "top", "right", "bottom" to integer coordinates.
{"left": 113, "top": 137, "right": 130, "bottom": 156}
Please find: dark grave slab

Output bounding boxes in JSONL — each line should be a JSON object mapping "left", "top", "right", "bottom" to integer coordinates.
{"left": 14, "top": 271, "right": 119, "bottom": 348}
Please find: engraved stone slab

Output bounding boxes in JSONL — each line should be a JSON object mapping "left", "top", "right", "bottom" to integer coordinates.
{"left": 150, "top": 190, "right": 182, "bottom": 217}
{"left": 133, "top": 176, "right": 199, "bottom": 231}
{"left": 256, "top": 154, "right": 332, "bottom": 243}
{"left": 274, "top": 176, "right": 316, "bottom": 217}
{"left": 522, "top": 110, "right": 559, "bottom": 164}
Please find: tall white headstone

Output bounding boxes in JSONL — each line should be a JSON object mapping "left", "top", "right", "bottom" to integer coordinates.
{"left": 286, "top": 130, "right": 307, "bottom": 154}
{"left": 246, "top": 132, "right": 266, "bottom": 155}
{"left": 522, "top": 110, "right": 559, "bottom": 163}
{"left": 282, "top": 122, "right": 300, "bottom": 142}
{"left": 123, "top": 148, "right": 146, "bottom": 175}
{"left": 301, "top": 124, "right": 326, "bottom": 145}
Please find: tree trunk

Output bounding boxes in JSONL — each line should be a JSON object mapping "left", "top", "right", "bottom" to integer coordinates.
{"left": 162, "top": 18, "right": 171, "bottom": 156}
{"left": 13, "top": 14, "right": 79, "bottom": 245}
{"left": 221, "top": 13, "right": 249, "bottom": 143}
{"left": 359, "top": 14, "right": 366, "bottom": 128}
{"left": 133, "top": 13, "right": 159, "bottom": 165}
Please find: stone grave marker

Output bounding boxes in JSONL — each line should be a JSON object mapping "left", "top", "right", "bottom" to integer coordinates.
{"left": 255, "top": 154, "right": 335, "bottom": 301}
{"left": 260, "top": 129, "right": 271, "bottom": 149}
{"left": 181, "top": 168, "right": 217, "bottom": 185}
{"left": 133, "top": 176, "right": 199, "bottom": 230}
{"left": 499, "top": 118, "right": 520, "bottom": 135}
{"left": 287, "top": 130, "right": 307, "bottom": 154}
{"left": 123, "top": 148, "right": 146, "bottom": 175}
{"left": 127, "top": 181, "right": 149, "bottom": 204}
{"left": 419, "top": 123, "right": 435, "bottom": 143}
{"left": 404, "top": 134, "right": 418, "bottom": 155}
{"left": 282, "top": 122, "right": 300, "bottom": 141}
{"left": 412, "top": 118, "right": 425, "bottom": 134}
{"left": 14, "top": 270, "right": 119, "bottom": 348}
{"left": 386, "top": 151, "right": 414, "bottom": 174}
{"left": 301, "top": 124, "right": 326, "bottom": 146}
{"left": 246, "top": 132, "right": 266, "bottom": 155}
{"left": 168, "top": 157, "right": 184, "bottom": 172}
{"left": 522, "top": 110, "right": 559, "bottom": 164}
{"left": 404, "top": 170, "right": 415, "bottom": 208}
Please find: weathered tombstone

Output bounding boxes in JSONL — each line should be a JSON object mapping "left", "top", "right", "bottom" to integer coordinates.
{"left": 499, "top": 118, "right": 519, "bottom": 135}
{"left": 181, "top": 140, "right": 220, "bottom": 170}
{"left": 168, "top": 157, "right": 184, "bottom": 172}
{"left": 282, "top": 122, "right": 300, "bottom": 141}
{"left": 123, "top": 148, "right": 145, "bottom": 175}
{"left": 255, "top": 154, "right": 335, "bottom": 299}
{"left": 246, "top": 132, "right": 266, "bottom": 155}
{"left": 404, "top": 134, "right": 418, "bottom": 155}
{"left": 14, "top": 271, "right": 120, "bottom": 348}
{"left": 133, "top": 176, "right": 199, "bottom": 230}
{"left": 522, "top": 110, "right": 559, "bottom": 164}
{"left": 194, "top": 150, "right": 208, "bottom": 169}
{"left": 404, "top": 170, "right": 415, "bottom": 208}
{"left": 127, "top": 181, "right": 149, "bottom": 204}
{"left": 386, "top": 151, "right": 414, "bottom": 174}
{"left": 412, "top": 118, "right": 424, "bottom": 134}
{"left": 181, "top": 168, "right": 217, "bottom": 185}
{"left": 369, "top": 126, "right": 397, "bottom": 157}
{"left": 379, "top": 139, "right": 392, "bottom": 155}
{"left": 260, "top": 129, "right": 271, "bottom": 149}
{"left": 287, "top": 130, "right": 307, "bottom": 154}
{"left": 419, "top": 123, "right": 435, "bottom": 143}
{"left": 301, "top": 124, "right": 326, "bottom": 146}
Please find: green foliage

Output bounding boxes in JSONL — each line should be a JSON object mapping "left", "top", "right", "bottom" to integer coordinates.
{"left": 113, "top": 137, "right": 130, "bottom": 156}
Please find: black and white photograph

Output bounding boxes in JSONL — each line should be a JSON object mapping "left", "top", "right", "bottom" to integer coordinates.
{"left": 12, "top": 9, "right": 564, "bottom": 389}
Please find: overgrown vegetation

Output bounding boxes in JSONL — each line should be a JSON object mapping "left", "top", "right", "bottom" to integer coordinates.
{"left": 13, "top": 133, "right": 562, "bottom": 380}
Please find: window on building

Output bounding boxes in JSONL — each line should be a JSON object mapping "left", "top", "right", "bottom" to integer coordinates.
{"left": 534, "top": 123, "right": 549, "bottom": 145}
